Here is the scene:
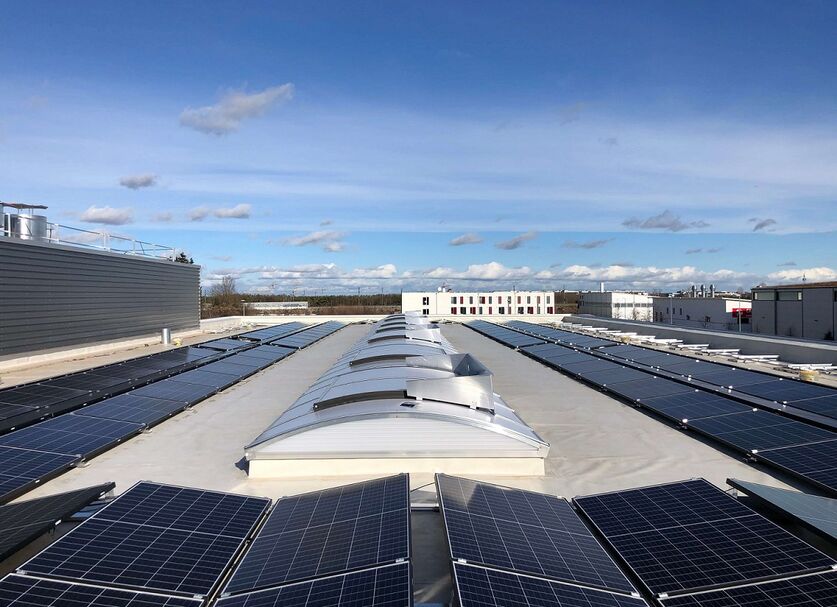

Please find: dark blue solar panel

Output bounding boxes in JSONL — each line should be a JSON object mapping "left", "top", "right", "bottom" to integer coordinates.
{"left": 789, "top": 395, "right": 837, "bottom": 419}
{"left": 605, "top": 377, "right": 697, "bottom": 402}
{"left": 41, "top": 372, "right": 129, "bottom": 392}
{"left": 0, "top": 403, "right": 37, "bottom": 422}
{"left": 223, "top": 474, "right": 409, "bottom": 594}
{"left": 0, "top": 447, "right": 79, "bottom": 503}
{"left": 0, "top": 575, "right": 202, "bottom": 606}
{"left": 170, "top": 368, "right": 239, "bottom": 389}
{"left": 755, "top": 440, "right": 837, "bottom": 494}
{"left": 574, "top": 479, "right": 834, "bottom": 595}
{"left": 217, "top": 563, "right": 411, "bottom": 607}
{"left": 96, "top": 481, "right": 270, "bottom": 538}
{"left": 560, "top": 359, "right": 623, "bottom": 375}
{"left": 688, "top": 368, "right": 774, "bottom": 388}
{"left": 0, "top": 415, "right": 143, "bottom": 458}
{"left": 581, "top": 367, "right": 649, "bottom": 385}
{"left": 454, "top": 563, "right": 647, "bottom": 607}
{"left": 199, "top": 360, "right": 263, "bottom": 376}
{"left": 20, "top": 482, "right": 269, "bottom": 598}
{"left": 75, "top": 393, "right": 186, "bottom": 425}
{"left": 639, "top": 392, "right": 751, "bottom": 422}
{"left": 685, "top": 410, "right": 836, "bottom": 452}
{"left": 736, "top": 379, "right": 834, "bottom": 403}
{"left": 197, "top": 338, "right": 250, "bottom": 352}
{"left": 131, "top": 378, "right": 218, "bottom": 403}
{"left": 0, "top": 384, "right": 90, "bottom": 408}
{"left": 437, "top": 474, "right": 635, "bottom": 594}
{"left": 660, "top": 571, "right": 837, "bottom": 607}
{"left": 241, "top": 345, "right": 297, "bottom": 362}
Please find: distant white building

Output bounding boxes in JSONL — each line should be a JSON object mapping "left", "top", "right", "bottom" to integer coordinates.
{"left": 652, "top": 296, "right": 752, "bottom": 331}
{"left": 578, "top": 291, "right": 654, "bottom": 321}
{"left": 402, "top": 290, "right": 558, "bottom": 316}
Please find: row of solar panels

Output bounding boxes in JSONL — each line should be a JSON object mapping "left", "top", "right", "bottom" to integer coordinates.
{"left": 0, "top": 323, "right": 345, "bottom": 505}
{"left": 0, "top": 322, "right": 314, "bottom": 435}
{"left": 508, "top": 320, "right": 837, "bottom": 425}
{"left": 440, "top": 474, "right": 837, "bottom": 607}
{"left": 2, "top": 473, "right": 834, "bottom": 606}
{"left": 466, "top": 321, "right": 837, "bottom": 497}
{"left": 0, "top": 474, "right": 412, "bottom": 607}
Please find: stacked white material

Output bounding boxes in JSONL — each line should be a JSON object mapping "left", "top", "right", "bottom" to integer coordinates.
{"left": 245, "top": 312, "right": 548, "bottom": 477}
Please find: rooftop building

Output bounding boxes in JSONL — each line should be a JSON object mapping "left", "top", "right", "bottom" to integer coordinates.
{"left": 752, "top": 281, "right": 837, "bottom": 341}
{"left": 402, "top": 289, "right": 560, "bottom": 317}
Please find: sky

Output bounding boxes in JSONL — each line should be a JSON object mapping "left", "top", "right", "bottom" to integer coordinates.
{"left": 1, "top": 1, "right": 835, "bottom": 294}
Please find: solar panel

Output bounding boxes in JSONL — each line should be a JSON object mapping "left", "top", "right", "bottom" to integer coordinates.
{"left": 169, "top": 368, "right": 240, "bottom": 389}
{"left": 754, "top": 440, "right": 837, "bottom": 494}
{"left": 223, "top": 474, "right": 409, "bottom": 594}
{"left": 789, "top": 395, "right": 837, "bottom": 420}
{"left": 198, "top": 360, "right": 263, "bottom": 376}
{"left": 727, "top": 478, "right": 837, "bottom": 542}
{"left": 0, "top": 403, "right": 37, "bottom": 423}
{"left": 0, "top": 575, "right": 202, "bottom": 607}
{"left": 581, "top": 367, "right": 648, "bottom": 385}
{"left": 659, "top": 571, "right": 837, "bottom": 607}
{"left": 217, "top": 563, "right": 411, "bottom": 607}
{"left": 684, "top": 410, "right": 835, "bottom": 452}
{"left": 687, "top": 368, "right": 774, "bottom": 388}
{"left": 735, "top": 379, "right": 834, "bottom": 403}
{"left": 19, "top": 482, "right": 270, "bottom": 598}
{"left": 0, "top": 447, "right": 79, "bottom": 504}
{"left": 639, "top": 392, "right": 751, "bottom": 422}
{"left": 574, "top": 479, "right": 835, "bottom": 596}
{"left": 0, "top": 414, "right": 144, "bottom": 458}
{"left": 75, "top": 393, "right": 186, "bottom": 426}
{"left": 0, "top": 384, "right": 90, "bottom": 408}
{"left": 131, "top": 378, "right": 218, "bottom": 404}
{"left": 41, "top": 373, "right": 129, "bottom": 392}
{"left": 454, "top": 563, "right": 648, "bottom": 607}
{"left": 437, "top": 474, "right": 636, "bottom": 594}
{"left": 605, "top": 377, "right": 697, "bottom": 402}
{"left": 196, "top": 338, "right": 250, "bottom": 352}
{"left": 0, "top": 483, "right": 114, "bottom": 561}
{"left": 241, "top": 345, "right": 297, "bottom": 362}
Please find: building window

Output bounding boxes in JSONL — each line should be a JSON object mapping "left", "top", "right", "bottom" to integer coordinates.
{"left": 499, "top": 306, "right": 505, "bottom": 314}
{"left": 451, "top": 296, "right": 457, "bottom": 304}
{"left": 478, "top": 307, "right": 483, "bottom": 314}
{"left": 547, "top": 296, "right": 551, "bottom": 304}
{"left": 479, "top": 296, "right": 485, "bottom": 304}
{"left": 777, "top": 290, "right": 802, "bottom": 301}
{"left": 488, "top": 296, "right": 493, "bottom": 304}
{"left": 537, "top": 296, "right": 541, "bottom": 304}
{"left": 450, "top": 307, "right": 457, "bottom": 314}
{"left": 470, "top": 307, "right": 477, "bottom": 314}
{"left": 547, "top": 307, "right": 553, "bottom": 314}
{"left": 518, "top": 306, "right": 524, "bottom": 314}
{"left": 422, "top": 296, "right": 429, "bottom": 305}
{"left": 460, "top": 296, "right": 464, "bottom": 304}
{"left": 460, "top": 307, "right": 466, "bottom": 314}
{"left": 517, "top": 296, "right": 521, "bottom": 304}
{"left": 754, "top": 290, "right": 775, "bottom": 300}
{"left": 422, "top": 308, "right": 429, "bottom": 315}
{"left": 488, "top": 307, "right": 493, "bottom": 314}
{"left": 469, "top": 296, "right": 474, "bottom": 304}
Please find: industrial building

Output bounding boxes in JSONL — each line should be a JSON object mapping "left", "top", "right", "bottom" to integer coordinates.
{"left": 577, "top": 290, "right": 654, "bottom": 321}
{"left": 752, "top": 281, "right": 837, "bottom": 341}
{"left": 652, "top": 294, "right": 752, "bottom": 331}
{"left": 401, "top": 289, "right": 559, "bottom": 316}
{"left": 1, "top": 204, "right": 199, "bottom": 362}
{"left": 1, "top": 309, "right": 837, "bottom": 605}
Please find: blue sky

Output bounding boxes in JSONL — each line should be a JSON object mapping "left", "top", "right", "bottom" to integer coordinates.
{"left": 1, "top": 1, "right": 835, "bottom": 293}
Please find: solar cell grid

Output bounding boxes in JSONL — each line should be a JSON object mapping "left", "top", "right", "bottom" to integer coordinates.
{"left": 736, "top": 380, "right": 834, "bottom": 403}
{"left": 0, "top": 384, "right": 90, "bottom": 408}
{"left": 437, "top": 475, "right": 635, "bottom": 594}
{"left": 0, "top": 403, "right": 37, "bottom": 422}
{"left": 0, "top": 415, "right": 144, "bottom": 458}
{"left": 581, "top": 367, "right": 648, "bottom": 385}
{"left": 605, "top": 377, "right": 697, "bottom": 402}
{"left": 217, "top": 563, "right": 411, "bottom": 607}
{"left": 755, "top": 440, "right": 837, "bottom": 494}
{"left": 687, "top": 368, "right": 774, "bottom": 388}
{"left": 170, "top": 368, "right": 239, "bottom": 389}
{"left": 453, "top": 564, "right": 647, "bottom": 607}
{"left": 685, "top": 410, "right": 836, "bottom": 452}
{"left": 41, "top": 373, "right": 128, "bottom": 391}
{"left": 96, "top": 482, "right": 270, "bottom": 538}
{"left": 790, "top": 395, "right": 837, "bottom": 419}
{"left": 223, "top": 474, "right": 409, "bottom": 594}
{"left": 639, "top": 392, "right": 750, "bottom": 422}
{"left": 131, "top": 379, "right": 218, "bottom": 404}
{"left": 75, "top": 393, "right": 186, "bottom": 425}
{"left": 0, "top": 575, "right": 202, "bottom": 607}
{"left": 0, "top": 446, "right": 80, "bottom": 504}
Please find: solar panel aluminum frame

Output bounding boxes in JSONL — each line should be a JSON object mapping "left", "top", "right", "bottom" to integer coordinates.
{"left": 435, "top": 474, "right": 640, "bottom": 598}
{"left": 573, "top": 479, "right": 837, "bottom": 599}
{"left": 16, "top": 480, "right": 272, "bottom": 600}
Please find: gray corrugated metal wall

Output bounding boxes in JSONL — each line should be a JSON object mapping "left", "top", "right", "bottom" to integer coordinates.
{"left": 0, "top": 237, "right": 200, "bottom": 359}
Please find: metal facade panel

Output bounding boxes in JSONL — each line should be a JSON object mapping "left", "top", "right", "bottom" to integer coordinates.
{"left": 0, "top": 238, "right": 200, "bottom": 358}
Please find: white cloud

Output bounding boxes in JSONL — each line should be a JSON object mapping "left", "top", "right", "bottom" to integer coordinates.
{"left": 623, "top": 210, "right": 710, "bottom": 232}
{"left": 562, "top": 238, "right": 611, "bottom": 249}
{"left": 189, "top": 206, "right": 210, "bottom": 221}
{"left": 79, "top": 205, "right": 134, "bottom": 225}
{"left": 213, "top": 204, "right": 251, "bottom": 219}
{"left": 179, "top": 83, "right": 294, "bottom": 135}
{"left": 495, "top": 231, "right": 537, "bottom": 250}
{"left": 766, "top": 267, "right": 836, "bottom": 283}
{"left": 152, "top": 212, "right": 173, "bottom": 223}
{"left": 280, "top": 230, "right": 347, "bottom": 252}
{"left": 450, "top": 233, "right": 483, "bottom": 246}
{"left": 119, "top": 173, "right": 157, "bottom": 189}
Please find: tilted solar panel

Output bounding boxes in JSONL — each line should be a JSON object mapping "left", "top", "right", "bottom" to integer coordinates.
{"left": 217, "top": 563, "right": 411, "bottom": 607}
{"left": 0, "top": 575, "right": 202, "bottom": 607}
{"left": 574, "top": 479, "right": 836, "bottom": 596}
{"left": 131, "top": 378, "right": 218, "bottom": 404}
{"left": 754, "top": 439, "right": 837, "bottom": 495}
{"left": 0, "top": 414, "right": 143, "bottom": 458}
{"left": 437, "top": 474, "right": 636, "bottom": 594}
{"left": 638, "top": 392, "right": 750, "bottom": 423}
{"left": 18, "top": 481, "right": 270, "bottom": 598}
{"left": 0, "top": 447, "right": 80, "bottom": 504}
{"left": 74, "top": 393, "right": 186, "bottom": 426}
{"left": 223, "top": 474, "right": 410, "bottom": 595}
{"left": 454, "top": 563, "right": 647, "bottom": 607}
